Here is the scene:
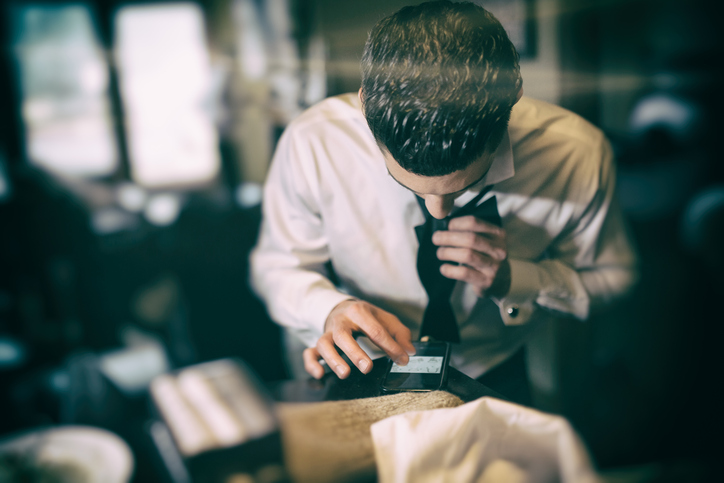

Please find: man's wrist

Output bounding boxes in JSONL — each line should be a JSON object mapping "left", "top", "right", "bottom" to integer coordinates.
{"left": 486, "top": 259, "right": 511, "bottom": 298}
{"left": 324, "top": 298, "right": 358, "bottom": 332}
{"left": 491, "top": 259, "right": 543, "bottom": 326}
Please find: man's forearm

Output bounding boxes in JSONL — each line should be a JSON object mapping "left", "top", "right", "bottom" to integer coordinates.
{"left": 249, "top": 257, "right": 354, "bottom": 338}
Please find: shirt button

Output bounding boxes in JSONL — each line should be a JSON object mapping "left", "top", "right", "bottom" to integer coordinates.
{"left": 507, "top": 306, "right": 519, "bottom": 318}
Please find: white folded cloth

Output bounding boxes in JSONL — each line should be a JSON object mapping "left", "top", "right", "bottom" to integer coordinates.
{"left": 371, "top": 397, "right": 601, "bottom": 483}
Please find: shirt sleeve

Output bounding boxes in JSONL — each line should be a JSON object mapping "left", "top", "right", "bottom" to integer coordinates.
{"left": 249, "top": 127, "right": 354, "bottom": 342}
{"left": 492, "top": 137, "right": 638, "bottom": 326}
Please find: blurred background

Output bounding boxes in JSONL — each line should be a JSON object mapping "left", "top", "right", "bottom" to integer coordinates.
{"left": 0, "top": 0, "right": 722, "bottom": 481}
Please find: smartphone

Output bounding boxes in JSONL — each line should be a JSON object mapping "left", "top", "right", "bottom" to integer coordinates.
{"left": 379, "top": 341, "right": 451, "bottom": 393}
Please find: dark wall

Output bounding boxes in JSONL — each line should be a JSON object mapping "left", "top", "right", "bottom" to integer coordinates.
{"left": 557, "top": 0, "right": 723, "bottom": 472}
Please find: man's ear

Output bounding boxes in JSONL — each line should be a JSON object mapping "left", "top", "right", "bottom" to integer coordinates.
{"left": 358, "top": 88, "right": 365, "bottom": 111}
{"left": 515, "top": 86, "right": 524, "bottom": 104}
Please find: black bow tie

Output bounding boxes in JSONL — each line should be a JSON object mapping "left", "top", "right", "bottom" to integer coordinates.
{"left": 415, "top": 187, "right": 501, "bottom": 343}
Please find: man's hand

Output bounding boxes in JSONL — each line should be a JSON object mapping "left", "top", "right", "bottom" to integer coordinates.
{"left": 432, "top": 215, "right": 511, "bottom": 298}
{"left": 303, "top": 299, "right": 416, "bottom": 380}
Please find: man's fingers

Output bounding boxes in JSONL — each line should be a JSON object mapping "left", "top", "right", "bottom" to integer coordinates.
{"left": 436, "top": 246, "right": 503, "bottom": 270}
{"left": 433, "top": 231, "right": 506, "bottom": 260}
{"left": 447, "top": 215, "right": 503, "bottom": 235}
{"left": 302, "top": 347, "right": 326, "bottom": 379}
{"left": 316, "top": 334, "right": 351, "bottom": 379}
{"left": 333, "top": 330, "right": 374, "bottom": 374}
{"left": 440, "top": 263, "right": 494, "bottom": 293}
{"left": 355, "top": 307, "right": 410, "bottom": 365}
{"left": 375, "top": 309, "right": 416, "bottom": 359}
{"left": 324, "top": 299, "right": 413, "bottom": 371}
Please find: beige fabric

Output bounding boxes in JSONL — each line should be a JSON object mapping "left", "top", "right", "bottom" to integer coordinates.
{"left": 276, "top": 391, "right": 463, "bottom": 483}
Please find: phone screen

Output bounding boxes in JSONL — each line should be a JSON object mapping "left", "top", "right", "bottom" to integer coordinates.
{"left": 389, "top": 356, "right": 444, "bottom": 373}
{"left": 380, "top": 341, "right": 451, "bottom": 392}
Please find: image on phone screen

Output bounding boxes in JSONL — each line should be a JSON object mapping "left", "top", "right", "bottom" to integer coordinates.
{"left": 380, "top": 341, "right": 451, "bottom": 393}
{"left": 389, "top": 356, "right": 444, "bottom": 373}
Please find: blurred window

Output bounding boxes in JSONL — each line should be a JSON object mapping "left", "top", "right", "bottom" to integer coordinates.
{"left": 10, "top": 3, "right": 119, "bottom": 178}
{"left": 114, "top": 3, "right": 220, "bottom": 189}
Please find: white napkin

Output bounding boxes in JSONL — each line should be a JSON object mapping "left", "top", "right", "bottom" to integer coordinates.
{"left": 371, "top": 397, "right": 601, "bottom": 483}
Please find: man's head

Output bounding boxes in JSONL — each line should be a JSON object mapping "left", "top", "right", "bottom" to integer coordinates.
{"left": 360, "top": 0, "right": 522, "bottom": 180}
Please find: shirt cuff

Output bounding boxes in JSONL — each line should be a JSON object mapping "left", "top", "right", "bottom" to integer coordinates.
{"left": 491, "top": 259, "right": 541, "bottom": 326}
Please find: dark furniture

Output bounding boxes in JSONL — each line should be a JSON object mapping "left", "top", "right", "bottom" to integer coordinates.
{"left": 270, "top": 357, "right": 505, "bottom": 404}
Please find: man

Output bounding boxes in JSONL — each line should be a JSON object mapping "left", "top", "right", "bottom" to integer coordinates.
{"left": 250, "top": 1, "right": 637, "bottom": 403}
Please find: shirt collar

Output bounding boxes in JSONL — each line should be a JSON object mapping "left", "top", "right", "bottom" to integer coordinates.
{"left": 454, "top": 130, "right": 515, "bottom": 207}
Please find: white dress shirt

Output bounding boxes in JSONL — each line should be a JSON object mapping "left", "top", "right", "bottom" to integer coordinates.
{"left": 250, "top": 93, "right": 637, "bottom": 378}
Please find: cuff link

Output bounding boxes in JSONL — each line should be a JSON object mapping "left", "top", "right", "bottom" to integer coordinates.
{"left": 506, "top": 305, "right": 519, "bottom": 318}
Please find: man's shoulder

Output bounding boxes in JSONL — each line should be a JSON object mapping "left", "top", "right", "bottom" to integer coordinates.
{"left": 505, "top": 97, "right": 614, "bottom": 197}
{"left": 273, "top": 93, "right": 379, "bottom": 173}
{"left": 510, "top": 97, "right": 606, "bottom": 148}
{"left": 287, "top": 93, "right": 365, "bottom": 134}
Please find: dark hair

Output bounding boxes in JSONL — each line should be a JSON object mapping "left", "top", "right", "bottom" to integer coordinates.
{"left": 361, "top": 1, "right": 522, "bottom": 176}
